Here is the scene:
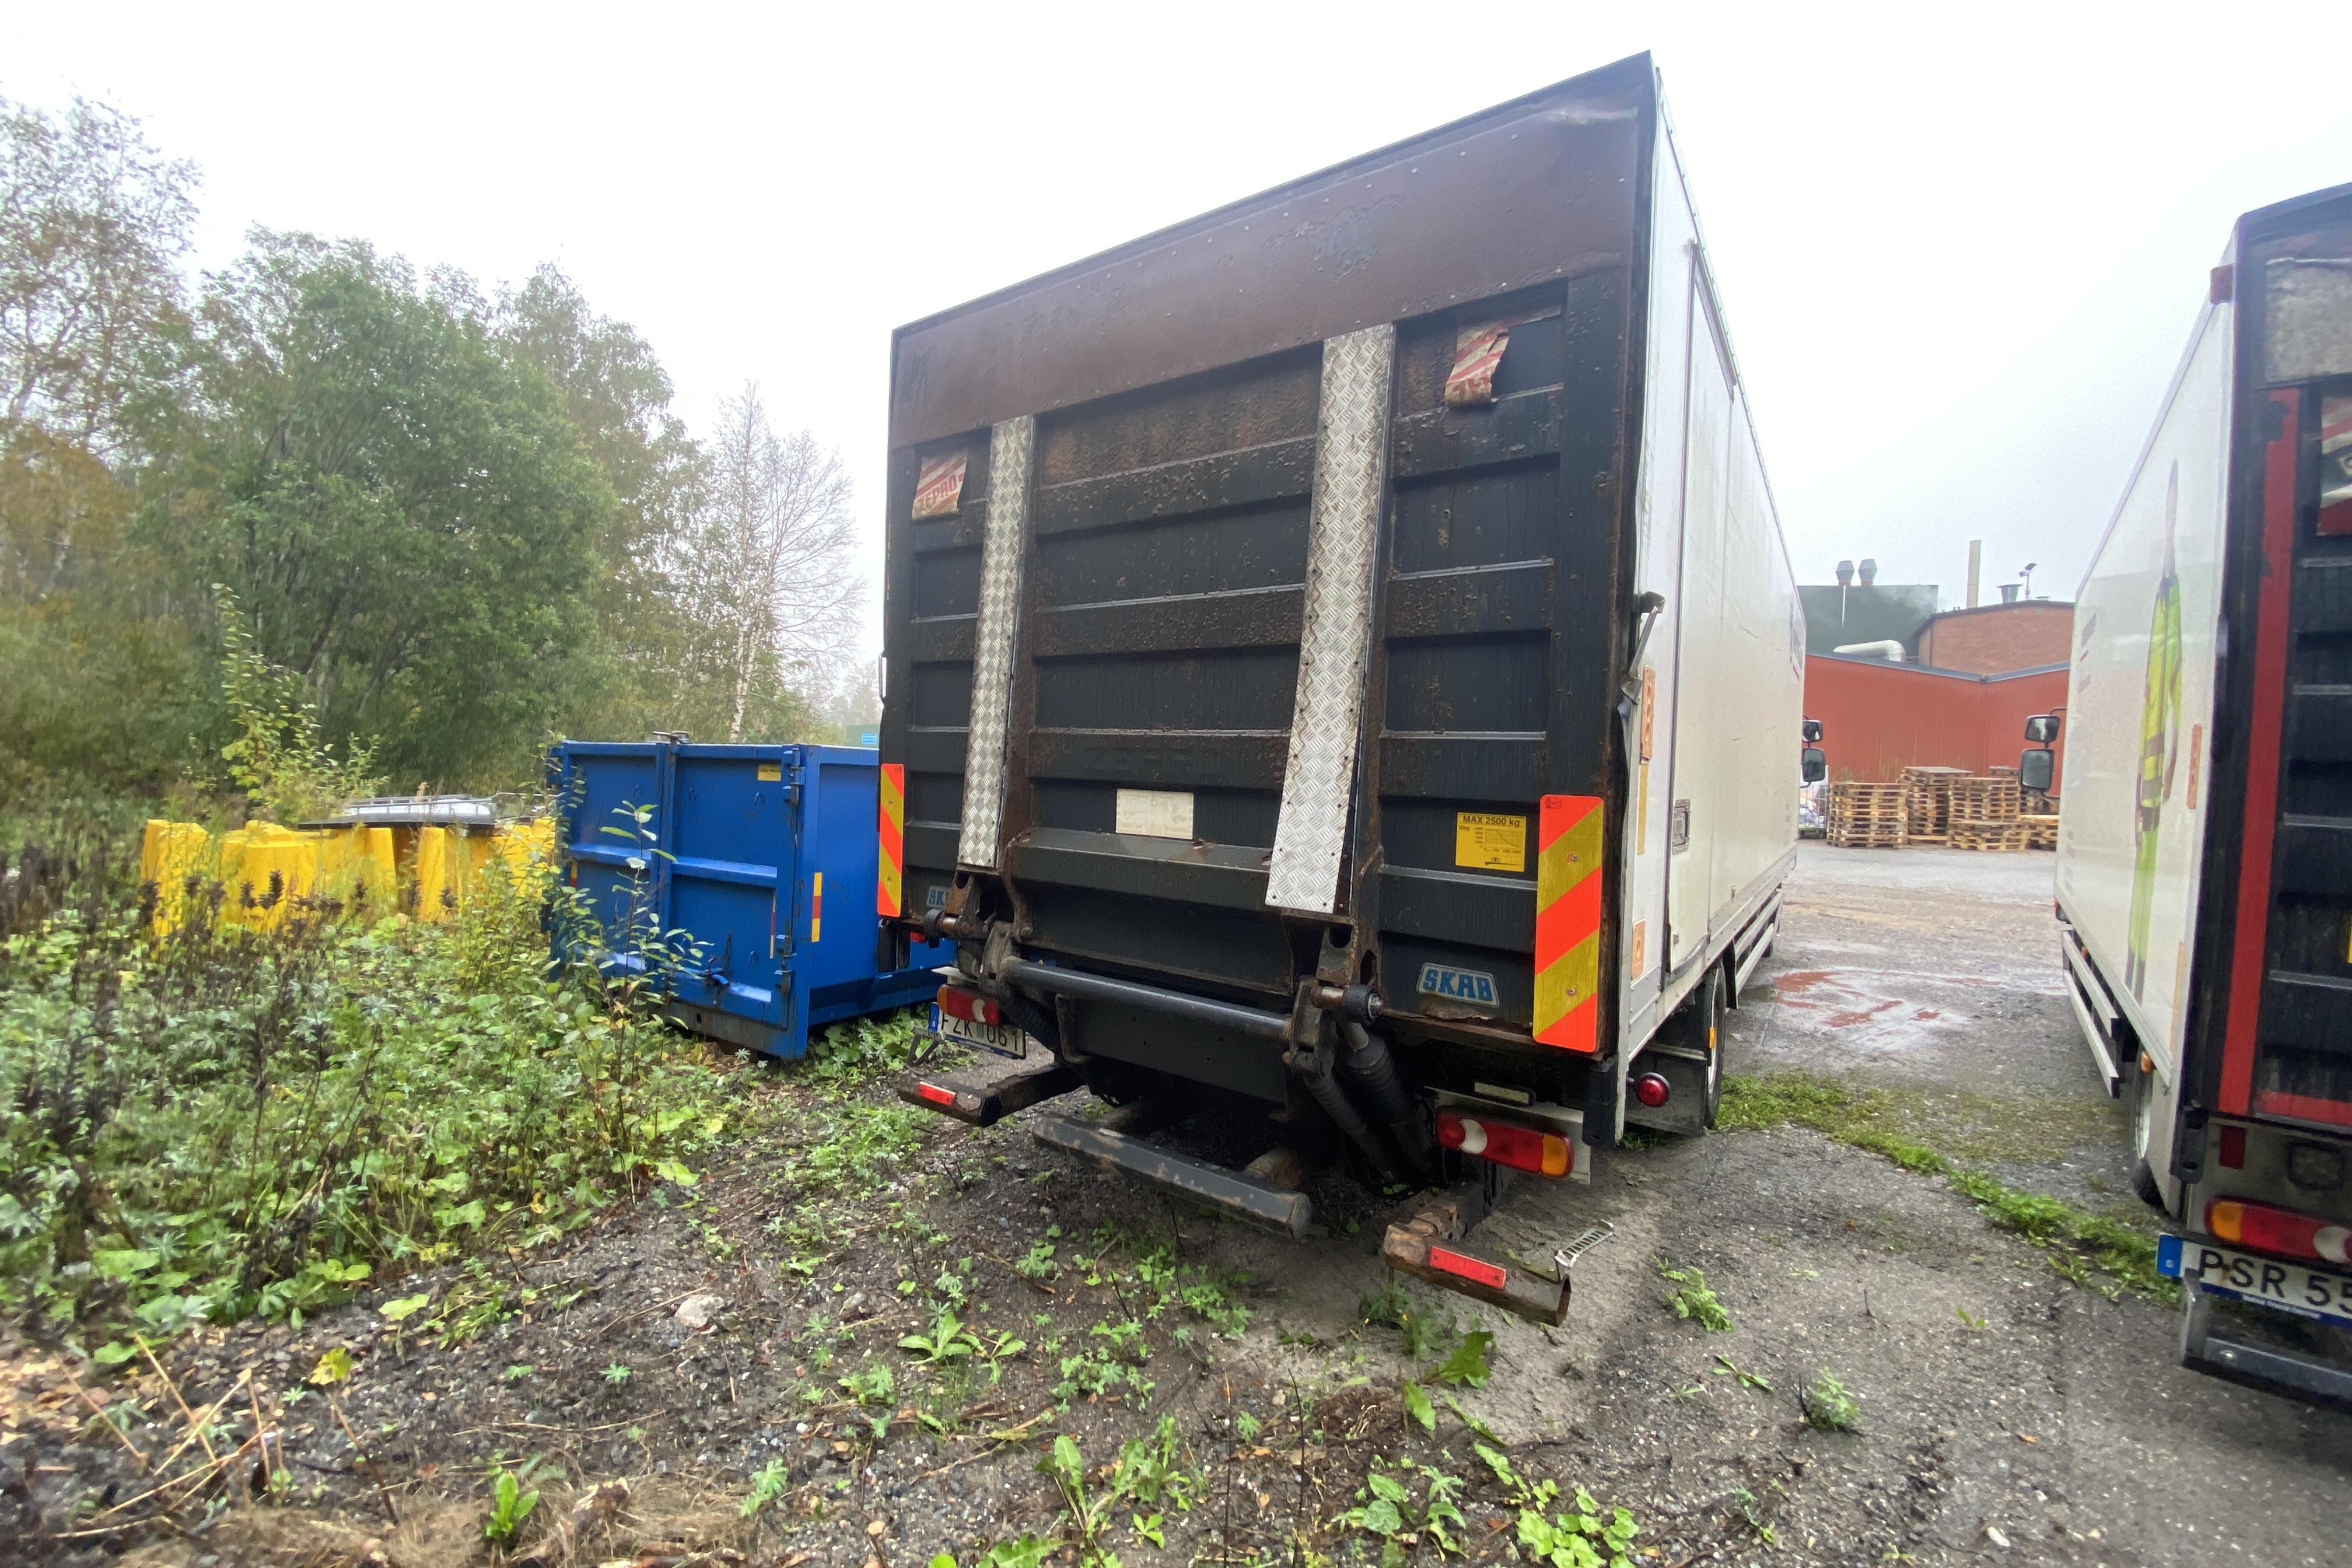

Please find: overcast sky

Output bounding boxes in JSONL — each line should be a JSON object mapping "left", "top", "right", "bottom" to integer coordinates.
{"left": 13, "top": 1, "right": 2351, "bottom": 636}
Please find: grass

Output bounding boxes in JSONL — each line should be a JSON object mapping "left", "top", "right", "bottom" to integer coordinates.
{"left": 1718, "top": 1070, "right": 2173, "bottom": 1299}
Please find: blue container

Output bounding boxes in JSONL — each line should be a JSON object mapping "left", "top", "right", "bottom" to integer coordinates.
{"left": 550, "top": 740, "right": 946, "bottom": 1058}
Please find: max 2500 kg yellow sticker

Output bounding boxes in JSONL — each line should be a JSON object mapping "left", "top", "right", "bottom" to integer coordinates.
{"left": 1454, "top": 811, "right": 1528, "bottom": 872}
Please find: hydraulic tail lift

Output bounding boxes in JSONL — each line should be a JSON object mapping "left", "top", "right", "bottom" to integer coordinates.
{"left": 898, "top": 1008, "right": 1615, "bottom": 1325}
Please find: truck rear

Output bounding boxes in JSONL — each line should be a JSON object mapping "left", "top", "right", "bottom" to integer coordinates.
{"left": 878, "top": 54, "right": 1803, "bottom": 1321}
{"left": 2051, "top": 183, "right": 2352, "bottom": 1406}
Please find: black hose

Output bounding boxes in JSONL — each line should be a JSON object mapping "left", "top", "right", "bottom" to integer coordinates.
{"left": 1341, "top": 1022, "right": 1433, "bottom": 1176}
{"left": 1301, "top": 1056, "right": 1405, "bottom": 1186}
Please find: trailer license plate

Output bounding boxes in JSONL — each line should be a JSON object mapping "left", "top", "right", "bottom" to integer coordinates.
{"left": 925, "top": 1003, "right": 1026, "bottom": 1060}
{"left": 2159, "top": 1234, "right": 2352, "bottom": 1327}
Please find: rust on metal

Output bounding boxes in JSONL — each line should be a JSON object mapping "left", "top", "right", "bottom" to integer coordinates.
{"left": 1381, "top": 1187, "right": 1571, "bottom": 1325}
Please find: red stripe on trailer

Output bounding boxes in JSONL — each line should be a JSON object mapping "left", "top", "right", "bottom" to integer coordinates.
{"left": 2253, "top": 1088, "right": 2352, "bottom": 1129}
{"left": 2220, "top": 390, "right": 2298, "bottom": 1118}
{"left": 916, "top": 1082, "right": 956, "bottom": 1107}
{"left": 1427, "top": 1247, "right": 1508, "bottom": 1290}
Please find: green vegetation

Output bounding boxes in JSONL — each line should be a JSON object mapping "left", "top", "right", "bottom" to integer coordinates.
{"left": 1339, "top": 1457, "right": 1470, "bottom": 1566}
{"left": 1657, "top": 1259, "right": 1734, "bottom": 1332}
{"left": 483, "top": 1466, "right": 541, "bottom": 1546}
{"left": 1476, "top": 1445, "right": 1640, "bottom": 1568}
{"left": 1800, "top": 1368, "right": 1863, "bottom": 1432}
{"left": 1719, "top": 1070, "right": 2171, "bottom": 1297}
{"left": 0, "top": 808, "right": 741, "bottom": 1346}
{"left": 1034, "top": 1421, "right": 1200, "bottom": 1568}
{"left": 3, "top": 92, "right": 869, "bottom": 802}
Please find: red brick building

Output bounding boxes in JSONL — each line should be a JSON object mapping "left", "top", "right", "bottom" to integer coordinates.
{"left": 1804, "top": 655, "right": 2069, "bottom": 793}
{"left": 1912, "top": 600, "right": 2075, "bottom": 674}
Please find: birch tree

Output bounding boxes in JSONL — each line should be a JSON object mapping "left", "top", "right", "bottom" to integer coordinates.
{"left": 688, "top": 385, "right": 862, "bottom": 741}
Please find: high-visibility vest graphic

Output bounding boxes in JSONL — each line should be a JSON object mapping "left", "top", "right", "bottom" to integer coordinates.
{"left": 2126, "top": 467, "right": 2185, "bottom": 999}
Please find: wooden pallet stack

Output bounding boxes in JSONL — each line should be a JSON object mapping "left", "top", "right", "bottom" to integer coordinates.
{"left": 1827, "top": 781, "right": 1909, "bottom": 848}
{"left": 1900, "top": 766, "right": 1969, "bottom": 844}
{"left": 1950, "top": 774, "right": 2026, "bottom": 851}
{"left": 2021, "top": 814, "right": 2059, "bottom": 850}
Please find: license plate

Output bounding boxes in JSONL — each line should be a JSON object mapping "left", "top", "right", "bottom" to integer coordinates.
{"left": 2160, "top": 1234, "right": 2352, "bottom": 1327}
{"left": 925, "top": 1003, "right": 1027, "bottom": 1060}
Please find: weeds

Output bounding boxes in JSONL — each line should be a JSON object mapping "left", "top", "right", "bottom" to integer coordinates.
{"left": 1711, "top": 1353, "right": 1772, "bottom": 1394}
{"left": 1476, "top": 1446, "right": 1640, "bottom": 1568}
{"left": 1657, "top": 1259, "right": 1734, "bottom": 1332}
{"left": 1720, "top": 1070, "right": 2171, "bottom": 1298}
{"left": 0, "top": 807, "right": 740, "bottom": 1344}
{"left": 1801, "top": 1368, "right": 1863, "bottom": 1432}
{"left": 740, "top": 1458, "right": 792, "bottom": 1518}
{"left": 1339, "top": 1457, "right": 1468, "bottom": 1564}
{"left": 483, "top": 1466, "right": 541, "bottom": 1546}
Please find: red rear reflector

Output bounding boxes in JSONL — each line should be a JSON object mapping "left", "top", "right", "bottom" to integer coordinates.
{"left": 1434, "top": 1108, "right": 1571, "bottom": 1177}
{"left": 937, "top": 986, "right": 1002, "bottom": 1026}
{"left": 2218, "top": 1124, "right": 2247, "bottom": 1169}
{"left": 2206, "top": 1198, "right": 2351, "bottom": 1265}
{"left": 915, "top": 1082, "right": 957, "bottom": 1108}
{"left": 1632, "top": 1072, "right": 1671, "bottom": 1108}
{"left": 1427, "top": 1246, "right": 1508, "bottom": 1290}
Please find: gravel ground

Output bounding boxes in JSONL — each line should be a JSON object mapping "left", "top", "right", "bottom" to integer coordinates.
{"left": 5, "top": 842, "right": 2345, "bottom": 1567}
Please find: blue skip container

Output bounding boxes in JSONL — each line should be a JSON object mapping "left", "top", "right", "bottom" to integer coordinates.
{"left": 550, "top": 740, "right": 946, "bottom": 1058}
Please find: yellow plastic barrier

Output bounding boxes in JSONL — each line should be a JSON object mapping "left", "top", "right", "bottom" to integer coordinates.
{"left": 140, "top": 820, "right": 215, "bottom": 935}
{"left": 139, "top": 817, "right": 547, "bottom": 932}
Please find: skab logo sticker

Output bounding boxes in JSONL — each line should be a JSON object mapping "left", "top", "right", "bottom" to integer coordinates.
{"left": 1418, "top": 963, "right": 1498, "bottom": 1009}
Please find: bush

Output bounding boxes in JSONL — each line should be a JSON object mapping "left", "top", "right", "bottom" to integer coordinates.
{"left": 0, "top": 824, "right": 743, "bottom": 1340}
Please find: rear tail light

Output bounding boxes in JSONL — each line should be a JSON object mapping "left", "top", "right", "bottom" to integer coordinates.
{"left": 1434, "top": 1108, "right": 1571, "bottom": 1177}
{"left": 1631, "top": 1073, "right": 1671, "bottom": 1108}
{"left": 2206, "top": 1198, "right": 2351, "bottom": 1265}
{"left": 937, "top": 985, "right": 1002, "bottom": 1026}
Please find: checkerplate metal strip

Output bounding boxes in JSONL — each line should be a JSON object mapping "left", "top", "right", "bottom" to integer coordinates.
{"left": 1266, "top": 324, "right": 1395, "bottom": 914}
{"left": 958, "top": 416, "right": 1034, "bottom": 870}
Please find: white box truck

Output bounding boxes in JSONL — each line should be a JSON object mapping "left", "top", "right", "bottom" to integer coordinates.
{"left": 881, "top": 54, "right": 1810, "bottom": 1323}
{"left": 2046, "top": 182, "right": 2352, "bottom": 1406}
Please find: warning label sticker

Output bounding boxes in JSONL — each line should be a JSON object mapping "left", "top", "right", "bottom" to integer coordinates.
{"left": 1454, "top": 811, "right": 1527, "bottom": 872}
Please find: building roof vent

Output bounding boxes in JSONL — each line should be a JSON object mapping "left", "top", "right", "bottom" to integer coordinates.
{"left": 1857, "top": 558, "right": 1878, "bottom": 586}
{"left": 1999, "top": 583, "right": 2022, "bottom": 604}
{"left": 1835, "top": 559, "right": 1855, "bottom": 586}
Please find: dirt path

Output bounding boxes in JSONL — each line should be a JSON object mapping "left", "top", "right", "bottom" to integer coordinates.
{"left": 9, "top": 844, "right": 2346, "bottom": 1567}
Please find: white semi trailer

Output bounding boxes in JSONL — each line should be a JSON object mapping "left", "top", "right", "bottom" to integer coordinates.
{"left": 2048, "top": 182, "right": 2352, "bottom": 1407}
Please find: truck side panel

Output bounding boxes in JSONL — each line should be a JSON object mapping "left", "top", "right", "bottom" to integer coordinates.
{"left": 1619, "top": 113, "right": 1696, "bottom": 1035}
{"left": 1647, "top": 123, "right": 1802, "bottom": 1007}
{"left": 2058, "top": 298, "right": 2234, "bottom": 1084}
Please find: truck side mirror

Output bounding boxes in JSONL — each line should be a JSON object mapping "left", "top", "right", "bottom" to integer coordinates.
{"left": 2024, "top": 713, "right": 2060, "bottom": 744}
{"left": 1802, "top": 718, "right": 1824, "bottom": 744}
{"left": 1801, "top": 746, "right": 1828, "bottom": 785}
{"left": 2019, "top": 748, "right": 2055, "bottom": 793}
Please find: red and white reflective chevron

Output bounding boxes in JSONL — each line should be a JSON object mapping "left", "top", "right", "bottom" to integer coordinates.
{"left": 912, "top": 450, "right": 968, "bottom": 520}
{"left": 1444, "top": 327, "right": 1510, "bottom": 408}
